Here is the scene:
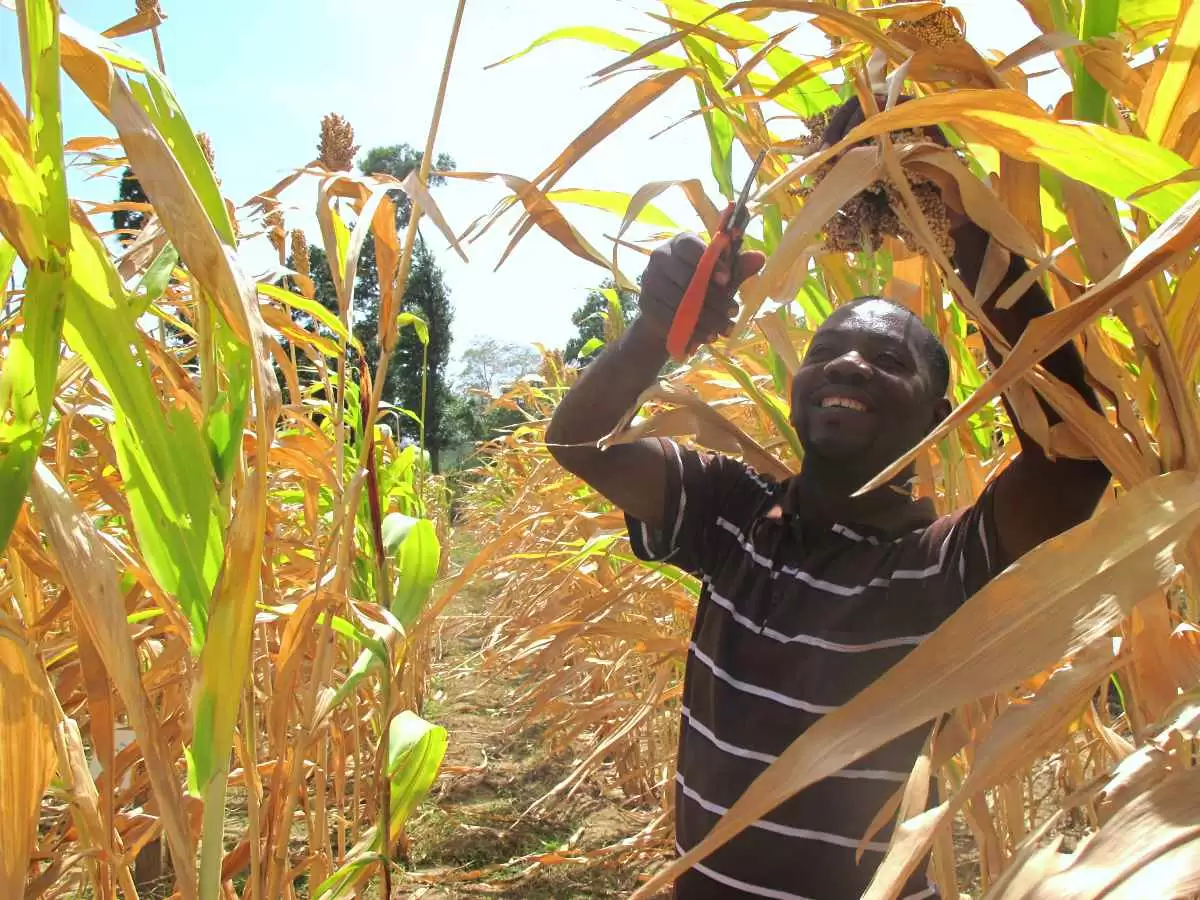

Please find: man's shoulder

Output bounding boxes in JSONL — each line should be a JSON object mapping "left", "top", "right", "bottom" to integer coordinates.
{"left": 900, "top": 503, "right": 977, "bottom": 557}
{"left": 664, "top": 440, "right": 787, "bottom": 498}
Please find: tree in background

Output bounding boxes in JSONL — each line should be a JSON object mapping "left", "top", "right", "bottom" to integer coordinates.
{"left": 359, "top": 145, "right": 454, "bottom": 223}
{"left": 295, "top": 143, "right": 458, "bottom": 470}
{"left": 445, "top": 337, "right": 542, "bottom": 447}
{"left": 458, "top": 337, "right": 541, "bottom": 397}
{"left": 112, "top": 167, "right": 148, "bottom": 241}
{"left": 563, "top": 278, "right": 638, "bottom": 364}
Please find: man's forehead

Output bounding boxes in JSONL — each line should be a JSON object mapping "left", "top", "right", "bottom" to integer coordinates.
{"left": 816, "top": 301, "right": 920, "bottom": 342}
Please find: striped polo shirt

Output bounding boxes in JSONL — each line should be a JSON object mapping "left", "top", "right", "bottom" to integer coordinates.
{"left": 627, "top": 439, "right": 1001, "bottom": 900}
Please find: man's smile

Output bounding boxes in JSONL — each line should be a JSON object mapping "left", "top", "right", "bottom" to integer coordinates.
{"left": 810, "top": 385, "right": 875, "bottom": 416}
{"left": 819, "top": 395, "right": 868, "bottom": 412}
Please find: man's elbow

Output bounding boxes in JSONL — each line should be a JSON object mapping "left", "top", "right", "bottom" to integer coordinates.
{"left": 1051, "top": 457, "right": 1112, "bottom": 527}
{"left": 544, "top": 411, "right": 585, "bottom": 474}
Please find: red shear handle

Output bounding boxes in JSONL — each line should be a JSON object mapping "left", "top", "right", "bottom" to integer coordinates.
{"left": 665, "top": 207, "right": 735, "bottom": 361}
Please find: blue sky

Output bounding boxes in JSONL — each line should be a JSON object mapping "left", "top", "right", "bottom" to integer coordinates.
{"left": 1, "top": 1, "right": 1056, "bottom": 367}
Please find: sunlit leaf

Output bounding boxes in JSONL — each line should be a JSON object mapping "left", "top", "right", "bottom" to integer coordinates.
{"left": 392, "top": 518, "right": 440, "bottom": 628}
{"left": 315, "top": 712, "right": 446, "bottom": 900}
{"left": 63, "top": 219, "right": 223, "bottom": 645}
{"left": 396, "top": 311, "right": 429, "bottom": 347}
{"left": 485, "top": 25, "right": 686, "bottom": 71}
{"left": 547, "top": 188, "right": 677, "bottom": 227}
{"left": 785, "top": 90, "right": 1196, "bottom": 221}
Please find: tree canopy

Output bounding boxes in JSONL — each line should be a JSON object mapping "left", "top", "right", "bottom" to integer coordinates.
{"left": 563, "top": 279, "right": 638, "bottom": 364}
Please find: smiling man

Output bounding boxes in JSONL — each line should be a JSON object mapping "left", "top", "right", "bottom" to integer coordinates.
{"left": 545, "top": 104, "right": 1111, "bottom": 900}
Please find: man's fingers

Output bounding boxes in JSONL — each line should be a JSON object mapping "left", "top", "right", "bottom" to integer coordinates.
{"left": 697, "top": 304, "right": 735, "bottom": 337}
{"left": 639, "top": 234, "right": 762, "bottom": 351}
{"left": 820, "top": 98, "right": 865, "bottom": 149}
{"left": 659, "top": 256, "right": 702, "bottom": 293}
{"left": 641, "top": 290, "right": 681, "bottom": 324}
{"left": 672, "top": 232, "right": 706, "bottom": 266}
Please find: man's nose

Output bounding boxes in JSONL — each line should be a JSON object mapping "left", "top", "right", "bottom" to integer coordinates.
{"left": 824, "top": 350, "right": 872, "bottom": 382}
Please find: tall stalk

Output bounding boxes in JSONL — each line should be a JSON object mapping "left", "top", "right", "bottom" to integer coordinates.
{"left": 371, "top": 3, "right": 467, "bottom": 891}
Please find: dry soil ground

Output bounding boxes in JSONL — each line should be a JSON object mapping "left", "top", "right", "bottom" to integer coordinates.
{"left": 395, "top": 562, "right": 671, "bottom": 898}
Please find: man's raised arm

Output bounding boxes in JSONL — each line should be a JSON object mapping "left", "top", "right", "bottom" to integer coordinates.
{"left": 545, "top": 235, "right": 764, "bottom": 527}
{"left": 819, "top": 95, "right": 1111, "bottom": 565}
{"left": 951, "top": 222, "right": 1111, "bottom": 566}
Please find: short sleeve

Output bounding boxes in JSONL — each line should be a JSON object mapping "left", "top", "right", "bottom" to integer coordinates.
{"left": 938, "top": 480, "right": 1005, "bottom": 610}
{"left": 624, "top": 438, "right": 779, "bottom": 577}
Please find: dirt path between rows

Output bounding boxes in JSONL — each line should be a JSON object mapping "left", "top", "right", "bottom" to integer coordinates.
{"left": 396, "top": 554, "right": 669, "bottom": 898}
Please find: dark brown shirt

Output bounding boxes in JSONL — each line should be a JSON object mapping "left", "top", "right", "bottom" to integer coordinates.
{"left": 627, "top": 439, "right": 1001, "bottom": 900}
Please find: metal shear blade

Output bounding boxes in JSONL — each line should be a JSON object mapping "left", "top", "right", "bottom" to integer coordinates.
{"left": 731, "top": 150, "right": 766, "bottom": 231}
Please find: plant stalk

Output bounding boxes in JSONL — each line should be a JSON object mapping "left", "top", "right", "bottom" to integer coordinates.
{"left": 367, "top": 3, "right": 467, "bottom": 891}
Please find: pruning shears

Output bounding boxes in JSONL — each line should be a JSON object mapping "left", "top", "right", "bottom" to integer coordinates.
{"left": 666, "top": 150, "right": 766, "bottom": 361}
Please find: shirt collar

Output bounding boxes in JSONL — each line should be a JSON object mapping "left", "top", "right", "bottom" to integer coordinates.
{"left": 765, "top": 474, "right": 937, "bottom": 539}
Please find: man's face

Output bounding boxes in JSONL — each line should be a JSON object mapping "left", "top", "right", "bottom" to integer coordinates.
{"left": 790, "top": 300, "right": 947, "bottom": 475}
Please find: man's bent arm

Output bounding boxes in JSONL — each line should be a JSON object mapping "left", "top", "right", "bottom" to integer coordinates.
{"left": 545, "top": 316, "right": 672, "bottom": 528}
{"left": 546, "top": 235, "right": 764, "bottom": 528}
{"left": 951, "top": 222, "right": 1111, "bottom": 566}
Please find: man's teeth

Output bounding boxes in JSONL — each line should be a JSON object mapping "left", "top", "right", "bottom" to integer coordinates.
{"left": 821, "top": 396, "right": 867, "bottom": 412}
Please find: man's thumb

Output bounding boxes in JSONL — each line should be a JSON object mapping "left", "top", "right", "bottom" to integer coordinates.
{"left": 735, "top": 250, "right": 767, "bottom": 285}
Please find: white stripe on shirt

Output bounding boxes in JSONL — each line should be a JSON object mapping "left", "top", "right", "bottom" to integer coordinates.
{"left": 675, "top": 842, "right": 818, "bottom": 900}
{"left": 745, "top": 469, "right": 777, "bottom": 495}
{"left": 673, "top": 842, "right": 940, "bottom": 900}
{"left": 688, "top": 642, "right": 836, "bottom": 714}
{"left": 714, "top": 517, "right": 952, "bottom": 596}
{"left": 710, "top": 518, "right": 955, "bottom": 595}
{"left": 681, "top": 706, "right": 908, "bottom": 782}
{"left": 715, "top": 516, "right": 780, "bottom": 570}
{"left": 831, "top": 523, "right": 924, "bottom": 545}
{"left": 676, "top": 775, "right": 890, "bottom": 852}
{"left": 705, "top": 582, "right": 931, "bottom": 652}
{"left": 977, "top": 513, "right": 992, "bottom": 574}
{"left": 832, "top": 522, "right": 880, "bottom": 544}
{"left": 682, "top": 706, "right": 777, "bottom": 764}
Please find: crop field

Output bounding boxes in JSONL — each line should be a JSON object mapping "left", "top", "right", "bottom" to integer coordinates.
{"left": 2, "top": 0, "right": 1200, "bottom": 898}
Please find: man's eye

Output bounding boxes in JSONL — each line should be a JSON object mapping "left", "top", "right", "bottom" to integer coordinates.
{"left": 876, "top": 352, "right": 906, "bottom": 371}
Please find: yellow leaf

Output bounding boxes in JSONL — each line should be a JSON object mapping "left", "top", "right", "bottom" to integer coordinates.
{"left": 485, "top": 25, "right": 686, "bottom": 72}
{"left": 445, "top": 171, "right": 637, "bottom": 290}
{"left": 1138, "top": 0, "right": 1200, "bottom": 147}
{"left": 993, "top": 765, "right": 1200, "bottom": 899}
{"left": 30, "top": 461, "right": 198, "bottom": 895}
{"left": 548, "top": 188, "right": 677, "bottom": 228}
{"left": 193, "top": 468, "right": 268, "bottom": 894}
{"left": 863, "top": 641, "right": 1120, "bottom": 900}
{"left": 0, "top": 627, "right": 55, "bottom": 899}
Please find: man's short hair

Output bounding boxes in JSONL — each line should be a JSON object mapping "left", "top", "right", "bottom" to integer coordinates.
{"left": 833, "top": 296, "right": 952, "bottom": 399}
